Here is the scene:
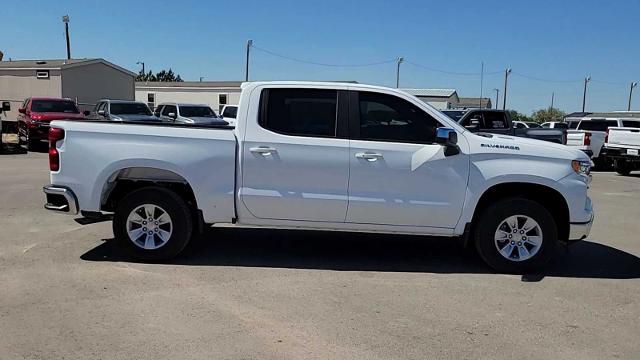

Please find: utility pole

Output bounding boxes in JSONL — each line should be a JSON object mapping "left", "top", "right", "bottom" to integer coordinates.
{"left": 479, "top": 62, "right": 484, "bottom": 108}
{"left": 62, "top": 15, "right": 71, "bottom": 60}
{"left": 245, "top": 40, "right": 253, "bottom": 82}
{"left": 396, "top": 57, "right": 403, "bottom": 88}
{"left": 550, "top": 92, "right": 554, "bottom": 109}
{"left": 629, "top": 82, "right": 638, "bottom": 111}
{"left": 502, "top": 68, "right": 512, "bottom": 110}
{"left": 136, "top": 61, "right": 145, "bottom": 75}
{"left": 493, "top": 88, "right": 499, "bottom": 109}
{"left": 582, "top": 76, "right": 591, "bottom": 112}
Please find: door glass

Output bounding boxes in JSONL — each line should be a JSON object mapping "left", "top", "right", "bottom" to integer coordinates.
{"left": 358, "top": 91, "right": 440, "bottom": 143}
{"left": 260, "top": 88, "right": 337, "bottom": 137}
{"left": 482, "top": 112, "right": 508, "bottom": 129}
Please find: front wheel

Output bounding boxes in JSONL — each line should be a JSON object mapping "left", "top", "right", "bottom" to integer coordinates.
{"left": 113, "top": 187, "right": 193, "bottom": 261}
{"left": 474, "top": 198, "right": 557, "bottom": 273}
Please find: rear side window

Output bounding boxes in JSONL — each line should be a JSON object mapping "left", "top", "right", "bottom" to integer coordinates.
{"left": 357, "top": 91, "right": 441, "bottom": 143}
{"left": 568, "top": 121, "right": 579, "bottom": 129}
{"left": 260, "top": 88, "right": 337, "bottom": 137}
{"left": 482, "top": 112, "right": 508, "bottom": 129}
{"left": 622, "top": 121, "right": 640, "bottom": 128}
{"left": 222, "top": 106, "right": 238, "bottom": 118}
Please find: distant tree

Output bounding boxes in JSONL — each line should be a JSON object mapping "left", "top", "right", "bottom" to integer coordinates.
{"left": 531, "top": 108, "right": 566, "bottom": 124}
{"left": 135, "top": 68, "right": 183, "bottom": 82}
{"left": 507, "top": 110, "right": 533, "bottom": 123}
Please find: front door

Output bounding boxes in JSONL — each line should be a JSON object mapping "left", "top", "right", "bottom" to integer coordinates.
{"left": 346, "top": 91, "right": 469, "bottom": 228}
{"left": 241, "top": 87, "right": 350, "bottom": 222}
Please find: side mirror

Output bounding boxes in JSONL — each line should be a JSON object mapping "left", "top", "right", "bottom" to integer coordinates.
{"left": 18, "top": 108, "right": 26, "bottom": 114}
{"left": 83, "top": 110, "right": 90, "bottom": 116}
{"left": 97, "top": 110, "right": 106, "bottom": 116}
{"left": 435, "top": 127, "right": 460, "bottom": 156}
{"left": 2, "top": 101, "right": 10, "bottom": 112}
{"left": 168, "top": 112, "right": 177, "bottom": 119}
{"left": 465, "top": 119, "right": 480, "bottom": 132}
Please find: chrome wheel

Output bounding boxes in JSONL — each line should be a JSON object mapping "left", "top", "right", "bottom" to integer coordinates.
{"left": 494, "top": 215, "right": 543, "bottom": 262}
{"left": 126, "top": 204, "right": 172, "bottom": 250}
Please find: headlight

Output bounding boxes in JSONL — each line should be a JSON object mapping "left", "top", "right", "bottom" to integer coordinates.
{"left": 572, "top": 159, "right": 591, "bottom": 176}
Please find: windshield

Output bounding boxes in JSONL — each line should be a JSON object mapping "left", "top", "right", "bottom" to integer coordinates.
{"left": 180, "top": 106, "right": 216, "bottom": 118}
{"left": 222, "top": 106, "right": 238, "bottom": 118}
{"left": 31, "top": 100, "right": 79, "bottom": 113}
{"left": 110, "top": 103, "right": 152, "bottom": 116}
{"left": 441, "top": 110, "right": 466, "bottom": 122}
{"left": 524, "top": 122, "right": 541, "bottom": 128}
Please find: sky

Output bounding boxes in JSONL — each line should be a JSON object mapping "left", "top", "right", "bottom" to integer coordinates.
{"left": 1, "top": 0, "right": 639, "bottom": 114}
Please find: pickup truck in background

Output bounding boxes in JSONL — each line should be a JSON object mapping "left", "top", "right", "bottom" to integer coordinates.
{"left": 18, "top": 97, "right": 86, "bottom": 150}
{"left": 565, "top": 117, "right": 640, "bottom": 167}
{"left": 443, "top": 109, "right": 567, "bottom": 144}
{"left": 42, "top": 81, "right": 593, "bottom": 273}
{"left": 604, "top": 126, "right": 640, "bottom": 175}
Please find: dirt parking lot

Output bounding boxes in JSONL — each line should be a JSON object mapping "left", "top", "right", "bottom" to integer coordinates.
{"left": 1, "top": 150, "right": 639, "bottom": 360}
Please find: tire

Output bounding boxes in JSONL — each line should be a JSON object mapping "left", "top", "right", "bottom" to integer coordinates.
{"left": 614, "top": 160, "right": 631, "bottom": 176}
{"left": 474, "top": 198, "right": 558, "bottom": 273}
{"left": 113, "top": 187, "right": 193, "bottom": 261}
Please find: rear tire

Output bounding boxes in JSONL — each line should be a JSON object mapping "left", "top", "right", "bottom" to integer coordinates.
{"left": 113, "top": 187, "right": 193, "bottom": 261}
{"left": 474, "top": 198, "right": 557, "bottom": 273}
{"left": 614, "top": 160, "right": 632, "bottom": 176}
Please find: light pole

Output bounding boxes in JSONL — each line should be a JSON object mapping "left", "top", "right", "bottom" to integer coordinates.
{"left": 493, "top": 88, "right": 499, "bottom": 109}
{"left": 245, "top": 39, "right": 253, "bottom": 82}
{"left": 629, "top": 82, "right": 638, "bottom": 111}
{"left": 479, "top": 62, "right": 484, "bottom": 108}
{"left": 396, "top": 57, "right": 404, "bottom": 88}
{"left": 136, "top": 61, "right": 145, "bottom": 75}
{"left": 582, "top": 76, "right": 591, "bottom": 112}
{"left": 199, "top": 77, "right": 204, "bottom": 82}
{"left": 502, "top": 68, "right": 512, "bottom": 110}
{"left": 62, "top": 15, "right": 71, "bottom": 60}
{"left": 551, "top": 92, "right": 555, "bottom": 110}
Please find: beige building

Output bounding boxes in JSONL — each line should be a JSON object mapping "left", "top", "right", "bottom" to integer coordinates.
{"left": 135, "top": 81, "right": 243, "bottom": 113}
{"left": 400, "top": 88, "right": 460, "bottom": 110}
{"left": 457, "top": 97, "right": 492, "bottom": 109}
{"left": 0, "top": 58, "right": 136, "bottom": 119}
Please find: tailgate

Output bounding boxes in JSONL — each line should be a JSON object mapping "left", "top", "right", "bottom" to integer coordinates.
{"left": 566, "top": 131, "right": 586, "bottom": 147}
{"left": 607, "top": 127, "right": 640, "bottom": 149}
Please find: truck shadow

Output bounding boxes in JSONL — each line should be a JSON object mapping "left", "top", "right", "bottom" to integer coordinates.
{"left": 80, "top": 227, "right": 640, "bottom": 281}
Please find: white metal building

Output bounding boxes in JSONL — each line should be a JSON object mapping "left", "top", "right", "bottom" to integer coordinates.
{"left": 400, "top": 89, "right": 459, "bottom": 110}
{"left": 135, "top": 81, "right": 243, "bottom": 113}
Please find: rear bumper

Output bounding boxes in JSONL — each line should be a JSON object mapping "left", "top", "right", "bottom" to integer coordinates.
{"left": 43, "top": 185, "right": 78, "bottom": 215}
{"left": 603, "top": 146, "right": 640, "bottom": 161}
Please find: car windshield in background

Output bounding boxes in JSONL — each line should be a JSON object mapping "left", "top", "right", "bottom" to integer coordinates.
{"left": 110, "top": 103, "right": 152, "bottom": 115}
{"left": 223, "top": 106, "right": 238, "bottom": 118}
{"left": 524, "top": 122, "right": 541, "bottom": 128}
{"left": 441, "top": 110, "right": 466, "bottom": 121}
{"left": 31, "top": 100, "right": 79, "bottom": 113}
{"left": 180, "top": 106, "right": 216, "bottom": 118}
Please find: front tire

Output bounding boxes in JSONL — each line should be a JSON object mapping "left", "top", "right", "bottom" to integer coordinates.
{"left": 474, "top": 198, "right": 557, "bottom": 273}
{"left": 113, "top": 187, "right": 193, "bottom": 261}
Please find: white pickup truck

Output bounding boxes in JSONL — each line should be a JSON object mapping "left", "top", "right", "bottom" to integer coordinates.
{"left": 605, "top": 126, "right": 640, "bottom": 175}
{"left": 42, "top": 81, "right": 594, "bottom": 273}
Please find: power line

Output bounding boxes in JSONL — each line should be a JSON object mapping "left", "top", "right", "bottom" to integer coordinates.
{"left": 511, "top": 71, "right": 583, "bottom": 83}
{"left": 251, "top": 45, "right": 397, "bottom": 67}
{"left": 405, "top": 60, "right": 502, "bottom": 76}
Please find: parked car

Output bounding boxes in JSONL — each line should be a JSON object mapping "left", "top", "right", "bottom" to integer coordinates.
{"left": 0, "top": 101, "right": 10, "bottom": 151}
{"left": 220, "top": 105, "right": 238, "bottom": 126}
{"left": 17, "top": 97, "right": 85, "bottom": 150}
{"left": 513, "top": 121, "right": 542, "bottom": 129}
{"left": 155, "top": 103, "right": 228, "bottom": 125}
{"left": 443, "top": 109, "right": 567, "bottom": 144}
{"left": 90, "top": 100, "right": 160, "bottom": 122}
{"left": 43, "top": 81, "right": 593, "bottom": 273}
{"left": 604, "top": 124, "right": 640, "bottom": 175}
{"left": 565, "top": 117, "right": 640, "bottom": 167}
{"left": 540, "top": 121, "right": 569, "bottom": 129}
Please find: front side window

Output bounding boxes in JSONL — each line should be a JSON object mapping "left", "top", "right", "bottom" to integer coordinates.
{"left": 260, "top": 88, "right": 337, "bottom": 137}
{"left": 162, "top": 105, "right": 176, "bottom": 116}
{"left": 357, "top": 91, "right": 440, "bottom": 143}
{"left": 222, "top": 106, "right": 238, "bottom": 118}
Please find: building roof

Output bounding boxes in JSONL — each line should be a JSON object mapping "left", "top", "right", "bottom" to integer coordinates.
{"left": 136, "top": 81, "right": 244, "bottom": 89}
{"left": 457, "top": 97, "right": 492, "bottom": 109}
{"left": 0, "top": 58, "right": 136, "bottom": 76}
{"left": 400, "top": 88, "right": 457, "bottom": 97}
{"left": 565, "top": 111, "right": 640, "bottom": 119}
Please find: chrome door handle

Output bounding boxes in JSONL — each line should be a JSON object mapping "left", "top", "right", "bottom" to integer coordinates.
{"left": 355, "top": 152, "right": 383, "bottom": 162}
{"left": 250, "top": 146, "right": 277, "bottom": 156}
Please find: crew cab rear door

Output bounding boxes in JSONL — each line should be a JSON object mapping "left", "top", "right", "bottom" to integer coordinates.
{"left": 345, "top": 90, "right": 469, "bottom": 228}
{"left": 240, "top": 87, "right": 350, "bottom": 222}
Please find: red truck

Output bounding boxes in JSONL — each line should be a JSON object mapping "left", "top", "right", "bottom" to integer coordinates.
{"left": 17, "top": 97, "right": 86, "bottom": 150}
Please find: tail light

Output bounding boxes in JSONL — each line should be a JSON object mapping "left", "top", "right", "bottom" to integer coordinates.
{"left": 49, "top": 127, "right": 65, "bottom": 171}
{"left": 584, "top": 132, "right": 591, "bottom": 146}
{"left": 605, "top": 129, "right": 609, "bottom": 144}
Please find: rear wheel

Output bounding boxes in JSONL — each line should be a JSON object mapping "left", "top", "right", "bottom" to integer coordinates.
{"left": 614, "top": 159, "right": 632, "bottom": 176}
{"left": 113, "top": 187, "right": 193, "bottom": 261}
{"left": 474, "top": 198, "right": 557, "bottom": 273}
